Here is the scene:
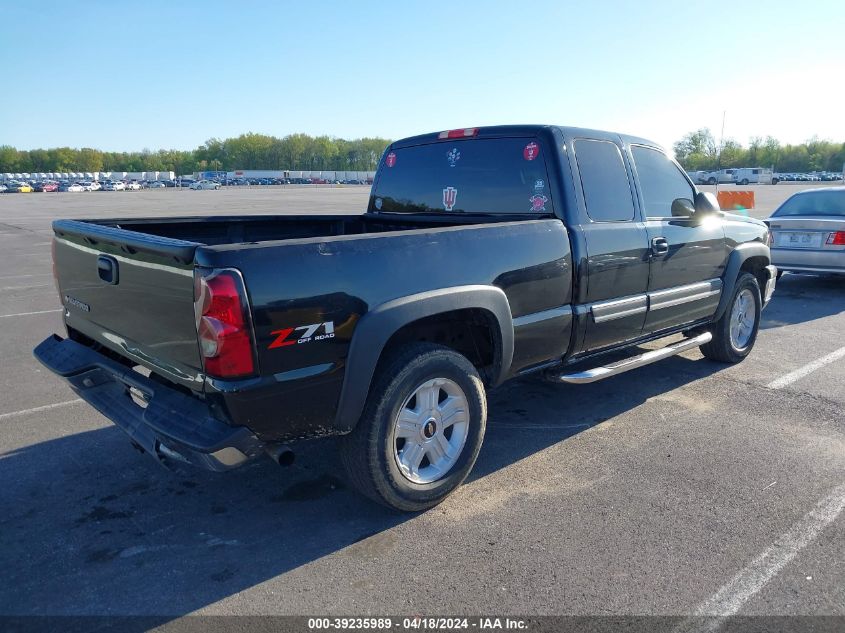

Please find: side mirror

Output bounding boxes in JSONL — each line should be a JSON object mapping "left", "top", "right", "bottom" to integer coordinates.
{"left": 694, "top": 191, "right": 721, "bottom": 215}
{"left": 671, "top": 198, "right": 695, "bottom": 217}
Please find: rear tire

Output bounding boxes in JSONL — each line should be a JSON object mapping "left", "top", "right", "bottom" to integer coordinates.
{"left": 700, "top": 272, "right": 761, "bottom": 363}
{"left": 340, "top": 343, "right": 487, "bottom": 512}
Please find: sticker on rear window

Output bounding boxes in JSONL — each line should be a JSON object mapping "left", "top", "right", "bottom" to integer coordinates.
{"left": 375, "top": 197, "right": 383, "bottom": 210}
{"left": 385, "top": 152, "right": 396, "bottom": 168}
{"left": 447, "top": 147, "right": 461, "bottom": 167}
{"left": 529, "top": 194, "right": 548, "bottom": 212}
{"left": 523, "top": 142, "right": 539, "bottom": 161}
{"left": 443, "top": 186, "right": 458, "bottom": 211}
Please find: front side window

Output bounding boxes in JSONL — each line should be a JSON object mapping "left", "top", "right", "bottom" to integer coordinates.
{"left": 631, "top": 145, "right": 695, "bottom": 218}
{"left": 370, "top": 138, "right": 552, "bottom": 215}
{"left": 573, "top": 139, "right": 635, "bottom": 222}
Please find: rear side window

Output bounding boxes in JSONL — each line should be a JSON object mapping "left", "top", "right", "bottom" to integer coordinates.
{"left": 370, "top": 138, "right": 553, "bottom": 214}
{"left": 631, "top": 145, "right": 696, "bottom": 218}
{"left": 573, "top": 139, "right": 635, "bottom": 222}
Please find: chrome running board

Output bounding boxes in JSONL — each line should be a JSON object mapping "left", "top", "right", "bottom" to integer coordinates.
{"left": 550, "top": 332, "right": 713, "bottom": 384}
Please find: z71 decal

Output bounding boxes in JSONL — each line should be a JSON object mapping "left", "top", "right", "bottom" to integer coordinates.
{"left": 269, "top": 321, "right": 335, "bottom": 349}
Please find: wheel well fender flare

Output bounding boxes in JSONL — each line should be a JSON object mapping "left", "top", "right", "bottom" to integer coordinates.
{"left": 715, "top": 242, "right": 771, "bottom": 320}
{"left": 334, "top": 285, "right": 514, "bottom": 432}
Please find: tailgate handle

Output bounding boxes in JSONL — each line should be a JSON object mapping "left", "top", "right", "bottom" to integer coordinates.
{"left": 97, "top": 255, "right": 119, "bottom": 285}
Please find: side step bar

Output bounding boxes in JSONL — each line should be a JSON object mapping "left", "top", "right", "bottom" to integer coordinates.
{"left": 549, "top": 332, "right": 713, "bottom": 385}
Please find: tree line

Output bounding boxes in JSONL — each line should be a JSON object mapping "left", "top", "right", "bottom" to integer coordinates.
{"left": 673, "top": 129, "right": 845, "bottom": 173}
{"left": 0, "top": 133, "right": 392, "bottom": 174}
{"left": 3, "top": 128, "right": 843, "bottom": 175}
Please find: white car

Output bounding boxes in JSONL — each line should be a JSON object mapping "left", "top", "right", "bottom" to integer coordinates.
{"left": 78, "top": 181, "right": 99, "bottom": 191}
{"left": 126, "top": 182, "right": 142, "bottom": 190}
{"left": 189, "top": 180, "right": 221, "bottom": 190}
{"left": 699, "top": 169, "right": 738, "bottom": 185}
{"left": 67, "top": 183, "right": 85, "bottom": 192}
{"left": 103, "top": 181, "right": 126, "bottom": 191}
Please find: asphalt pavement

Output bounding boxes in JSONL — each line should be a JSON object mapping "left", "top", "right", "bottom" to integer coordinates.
{"left": 0, "top": 185, "right": 842, "bottom": 625}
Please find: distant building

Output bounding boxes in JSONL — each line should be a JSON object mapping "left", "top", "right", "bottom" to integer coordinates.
{"left": 192, "top": 169, "right": 376, "bottom": 181}
{"left": 1, "top": 171, "right": 175, "bottom": 182}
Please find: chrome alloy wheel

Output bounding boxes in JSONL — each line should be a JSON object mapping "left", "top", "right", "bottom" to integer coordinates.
{"left": 392, "top": 378, "right": 470, "bottom": 484}
{"left": 729, "top": 288, "right": 756, "bottom": 350}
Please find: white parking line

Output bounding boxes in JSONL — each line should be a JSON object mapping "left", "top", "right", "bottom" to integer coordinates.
{"left": 675, "top": 483, "right": 845, "bottom": 633}
{"left": 767, "top": 346, "right": 845, "bottom": 389}
{"left": 0, "top": 283, "right": 51, "bottom": 292}
{"left": 0, "top": 273, "right": 52, "bottom": 280}
{"left": 0, "top": 308, "right": 62, "bottom": 319}
{"left": 0, "top": 399, "right": 82, "bottom": 421}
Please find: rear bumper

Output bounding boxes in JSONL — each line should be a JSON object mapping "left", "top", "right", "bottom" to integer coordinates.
{"left": 33, "top": 335, "right": 264, "bottom": 471}
{"left": 771, "top": 248, "right": 845, "bottom": 275}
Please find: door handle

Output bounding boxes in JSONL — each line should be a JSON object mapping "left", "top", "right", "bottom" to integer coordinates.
{"left": 651, "top": 237, "right": 669, "bottom": 256}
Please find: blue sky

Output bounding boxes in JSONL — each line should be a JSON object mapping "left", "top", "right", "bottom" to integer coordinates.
{"left": 2, "top": 0, "right": 843, "bottom": 151}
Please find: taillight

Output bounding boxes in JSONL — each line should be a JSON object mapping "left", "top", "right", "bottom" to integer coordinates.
{"left": 194, "top": 269, "right": 255, "bottom": 378}
{"left": 438, "top": 128, "right": 478, "bottom": 139}
{"left": 826, "top": 231, "right": 845, "bottom": 246}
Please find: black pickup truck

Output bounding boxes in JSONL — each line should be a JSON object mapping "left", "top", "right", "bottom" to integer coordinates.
{"left": 35, "top": 125, "right": 777, "bottom": 511}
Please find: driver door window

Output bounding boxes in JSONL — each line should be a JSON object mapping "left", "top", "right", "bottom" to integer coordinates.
{"left": 631, "top": 146, "right": 695, "bottom": 218}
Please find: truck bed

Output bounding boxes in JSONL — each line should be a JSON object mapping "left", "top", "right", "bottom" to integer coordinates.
{"left": 89, "top": 213, "right": 507, "bottom": 247}
{"left": 51, "top": 213, "right": 572, "bottom": 416}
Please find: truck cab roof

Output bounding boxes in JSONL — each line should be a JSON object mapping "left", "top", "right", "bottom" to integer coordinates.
{"left": 391, "top": 125, "right": 664, "bottom": 152}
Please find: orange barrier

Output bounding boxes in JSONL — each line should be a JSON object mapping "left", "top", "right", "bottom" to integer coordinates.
{"left": 717, "top": 190, "right": 755, "bottom": 211}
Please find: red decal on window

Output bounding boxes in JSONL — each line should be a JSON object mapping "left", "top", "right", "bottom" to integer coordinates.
{"left": 385, "top": 152, "right": 397, "bottom": 168}
{"left": 443, "top": 186, "right": 458, "bottom": 211}
{"left": 529, "top": 194, "right": 548, "bottom": 212}
{"left": 268, "top": 328, "right": 296, "bottom": 349}
{"left": 523, "top": 142, "right": 539, "bottom": 161}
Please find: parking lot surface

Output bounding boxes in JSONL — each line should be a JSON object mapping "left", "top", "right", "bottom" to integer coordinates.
{"left": 0, "top": 185, "right": 843, "bottom": 621}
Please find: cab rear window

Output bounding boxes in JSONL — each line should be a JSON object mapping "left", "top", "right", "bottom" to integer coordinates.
{"left": 370, "top": 138, "right": 553, "bottom": 215}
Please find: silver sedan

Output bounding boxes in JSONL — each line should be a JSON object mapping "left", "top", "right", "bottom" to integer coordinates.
{"left": 766, "top": 187, "right": 845, "bottom": 276}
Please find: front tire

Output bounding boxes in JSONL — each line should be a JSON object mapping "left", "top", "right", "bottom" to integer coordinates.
{"left": 340, "top": 343, "right": 487, "bottom": 512}
{"left": 700, "top": 272, "right": 761, "bottom": 363}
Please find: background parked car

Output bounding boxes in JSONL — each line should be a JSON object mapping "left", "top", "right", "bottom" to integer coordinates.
{"left": 734, "top": 167, "right": 774, "bottom": 185}
{"left": 6, "top": 182, "right": 34, "bottom": 193}
{"left": 66, "top": 183, "right": 85, "bottom": 192}
{"left": 103, "top": 181, "right": 126, "bottom": 191}
{"left": 765, "top": 187, "right": 845, "bottom": 277}
{"left": 126, "top": 182, "right": 142, "bottom": 190}
{"left": 147, "top": 180, "right": 166, "bottom": 188}
{"left": 189, "top": 180, "right": 220, "bottom": 190}
{"left": 699, "top": 168, "right": 738, "bottom": 185}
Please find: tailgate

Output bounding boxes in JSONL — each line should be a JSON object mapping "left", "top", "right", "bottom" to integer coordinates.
{"left": 52, "top": 219, "right": 204, "bottom": 391}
